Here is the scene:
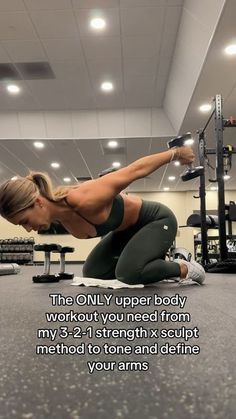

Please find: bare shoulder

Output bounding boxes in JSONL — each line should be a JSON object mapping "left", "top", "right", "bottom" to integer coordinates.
{"left": 66, "top": 181, "right": 112, "bottom": 213}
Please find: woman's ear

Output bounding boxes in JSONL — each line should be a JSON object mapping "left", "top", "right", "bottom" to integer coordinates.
{"left": 35, "top": 197, "right": 43, "bottom": 208}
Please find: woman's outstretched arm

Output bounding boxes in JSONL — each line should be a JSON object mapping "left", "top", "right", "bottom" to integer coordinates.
{"left": 66, "top": 146, "right": 195, "bottom": 211}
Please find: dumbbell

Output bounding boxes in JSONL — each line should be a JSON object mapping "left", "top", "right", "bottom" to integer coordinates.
{"left": 53, "top": 246, "right": 75, "bottom": 280}
{"left": 33, "top": 243, "right": 61, "bottom": 283}
{"left": 167, "top": 132, "right": 204, "bottom": 181}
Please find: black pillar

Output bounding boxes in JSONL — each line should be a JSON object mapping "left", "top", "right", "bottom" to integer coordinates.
{"left": 198, "top": 131, "right": 209, "bottom": 265}
{"left": 215, "top": 94, "right": 228, "bottom": 261}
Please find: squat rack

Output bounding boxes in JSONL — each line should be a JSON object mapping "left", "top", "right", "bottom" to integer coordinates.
{"left": 197, "top": 94, "right": 236, "bottom": 272}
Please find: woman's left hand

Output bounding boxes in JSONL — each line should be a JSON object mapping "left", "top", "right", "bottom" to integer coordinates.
{"left": 175, "top": 146, "right": 195, "bottom": 165}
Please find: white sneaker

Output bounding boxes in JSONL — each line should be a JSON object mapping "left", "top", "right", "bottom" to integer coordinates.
{"left": 172, "top": 247, "right": 192, "bottom": 262}
{"left": 174, "top": 259, "right": 205, "bottom": 285}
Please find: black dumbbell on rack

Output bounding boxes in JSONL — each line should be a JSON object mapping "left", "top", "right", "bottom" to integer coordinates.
{"left": 33, "top": 243, "right": 61, "bottom": 283}
{"left": 53, "top": 246, "right": 75, "bottom": 280}
{"left": 33, "top": 244, "right": 75, "bottom": 283}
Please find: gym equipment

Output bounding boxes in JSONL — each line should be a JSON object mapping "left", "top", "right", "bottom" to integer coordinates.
{"left": 33, "top": 244, "right": 61, "bottom": 283}
{"left": 0, "top": 237, "right": 34, "bottom": 265}
{"left": 0, "top": 263, "right": 20, "bottom": 276}
{"left": 196, "top": 94, "right": 236, "bottom": 272}
{"left": 168, "top": 132, "right": 204, "bottom": 181}
{"left": 228, "top": 201, "right": 236, "bottom": 221}
{"left": 172, "top": 247, "right": 192, "bottom": 262}
{"left": 187, "top": 214, "right": 219, "bottom": 228}
{"left": 53, "top": 246, "right": 75, "bottom": 280}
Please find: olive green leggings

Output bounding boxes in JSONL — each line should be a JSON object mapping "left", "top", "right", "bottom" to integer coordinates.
{"left": 83, "top": 200, "right": 181, "bottom": 285}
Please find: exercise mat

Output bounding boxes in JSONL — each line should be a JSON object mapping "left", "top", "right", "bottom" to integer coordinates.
{"left": 71, "top": 276, "right": 196, "bottom": 288}
{"left": 71, "top": 276, "right": 144, "bottom": 289}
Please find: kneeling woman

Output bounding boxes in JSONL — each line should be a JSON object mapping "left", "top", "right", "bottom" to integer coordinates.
{"left": 0, "top": 146, "right": 205, "bottom": 285}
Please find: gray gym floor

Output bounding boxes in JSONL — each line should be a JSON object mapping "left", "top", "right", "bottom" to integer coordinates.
{"left": 0, "top": 265, "right": 236, "bottom": 419}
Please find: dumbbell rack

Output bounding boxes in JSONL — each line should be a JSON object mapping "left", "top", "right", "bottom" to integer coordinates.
{"left": 0, "top": 237, "right": 35, "bottom": 265}
{"left": 194, "top": 234, "right": 236, "bottom": 263}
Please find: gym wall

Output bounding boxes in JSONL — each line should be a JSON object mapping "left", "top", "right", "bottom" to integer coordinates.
{"left": 1, "top": 190, "right": 235, "bottom": 262}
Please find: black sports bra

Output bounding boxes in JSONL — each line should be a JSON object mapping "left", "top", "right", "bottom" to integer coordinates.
{"left": 64, "top": 194, "right": 124, "bottom": 237}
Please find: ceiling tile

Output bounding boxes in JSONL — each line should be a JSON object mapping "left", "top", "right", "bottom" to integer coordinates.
{"left": 3, "top": 140, "right": 46, "bottom": 173}
{"left": 120, "top": 0, "right": 166, "bottom": 6}
{"left": 122, "top": 36, "right": 160, "bottom": 59}
{"left": 98, "top": 110, "right": 125, "bottom": 138}
{"left": 71, "top": 112, "right": 99, "bottom": 138}
{"left": 124, "top": 58, "right": 157, "bottom": 78}
{"left": 29, "top": 10, "right": 78, "bottom": 38}
{"left": 44, "top": 112, "right": 73, "bottom": 138}
{"left": 157, "top": 54, "right": 173, "bottom": 76}
{"left": 82, "top": 36, "right": 121, "bottom": 61}
{"left": 124, "top": 93, "right": 153, "bottom": 108}
{"left": 72, "top": 0, "right": 119, "bottom": 8}
{"left": 75, "top": 8, "right": 120, "bottom": 37}
{"left": 124, "top": 75, "right": 155, "bottom": 108}
{"left": 51, "top": 60, "right": 88, "bottom": 80}
{"left": 0, "top": 80, "right": 40, "bottom": 111}
{"left": 87, "top": 59, "right": 122, "bottom": 85}
{"left": 160, "top": 5, "right": 182, "bottom": 53}
{"left": 95, "top": 88, "right": 124, "bottom": 109}
{"left": 42, "top": 38, "right": 84, "bottom": 61}
{"left": 61, "top": 80, "right": 96, "bottom": 110}
{"left": 120, "top": 6, "right": 165, "bottom": 36}
{"left": 0, "top": 143, "right": 26, "bottom": 175}
{"left": 0, "top": 12, "right": 37, "bottom": 40}
{"left": 0, "top": 44, "right": 11, "bottom": 63}
{"left": 168, "top": 0, "right": 183, "bottom": 5}
{"left": 51, "top": 140, "right": 91, "bottom": 179}
{"left": 27, "top": 80, "right": 68, "bottom": 110}
{"left": 0, "top": 0, "right": 26, "bottom": 12}
{"left": 18, "top": 112, "right": 47, "bottom": 137}
{"left": 24, "top": 0, "right": 72, "bottom": 10}
{"left": 0, "top": 113, "right": 20, "bottom": 137}
{"left": 2, "top": 40, "right": 47, "bottom": 62}
{"left": 125, "top": 111, "right": 151, "bottom": 137}
{"left": 77, "top": 139, "right": 112, "bottom": 178}
{"left": 153, "top": 78, "right": 167, "bottom": 107}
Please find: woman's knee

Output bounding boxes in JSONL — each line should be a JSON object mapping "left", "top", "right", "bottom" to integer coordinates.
{"left": 82, "top": 262, "right": 99, "bottom": 278}
{"left": 115, "top": 264, "right": 142, "bottom": 285}
{"left": 83, "top": 259, "right": 116, "bottom": 280}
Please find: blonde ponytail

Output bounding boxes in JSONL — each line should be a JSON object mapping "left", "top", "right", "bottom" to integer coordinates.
{"left": 26, "top": 172, "right": 56, "bottom": 201}
{"left": 0, "top": 171, "right": 73, "bottom": 219}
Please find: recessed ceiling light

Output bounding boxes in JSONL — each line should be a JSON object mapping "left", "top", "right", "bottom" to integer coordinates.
{"left": 163, "top": 187, "right": 170, "bottom": 191}
{"left": 174, "top": 161, "right": 180, "bottom": 166}
{"left": 7, "top": 84, "right": 20, "bottom": 94}
{"left": 224, "top": 174, "right": 230, "bottom": 180}
{"left": 199, "top": 104, "right": 212, "bottom": 112}
{"left": 112, "top": 161, "right": 121, "bottom": 168}
{"left": 108, "top": 140, "right": 118, "bottom": 148}
{"left": 34, "top": 141, "right": 45, "bottom": 149}
{"left": 11, "top": 176, "right": 18, "bottom": 180}
{"left": 184, "top": 138, "right": 194, "bottom": 146}
{"left": 90, "top": 17, "right": 106, "bottom": 30}
{"left": 224, "top": 44, "right": 236, "bottom": 55}
{"left": 51, "top": 162, "right": 60, "bottom": 168}
{"left": 63, "top": 177, "right": 71, "bottom": 182}
{"left": 168, "top": 176, "right": 176, "bottom": 181}
{"left": 101, "top": 81, "right": 114, "bottom": 92}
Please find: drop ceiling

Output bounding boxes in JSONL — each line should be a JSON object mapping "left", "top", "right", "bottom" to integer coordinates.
{"left": 0, "top": 0, "right": 236, "bottom": 192}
